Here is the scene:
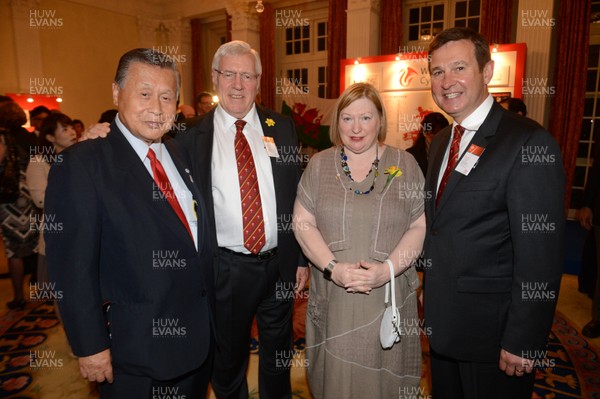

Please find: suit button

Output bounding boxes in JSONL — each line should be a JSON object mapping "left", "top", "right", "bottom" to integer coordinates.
{"left": 431, "top": 230, "right": 438, "bottom": 236}
{"left": 201, "top": 290, "right": 206, "bottom": 297}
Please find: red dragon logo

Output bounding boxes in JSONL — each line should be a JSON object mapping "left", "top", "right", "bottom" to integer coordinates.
{"left": 291, "top": 102, "right": 323, "bottom": 140}
{"left": 399, "top": 67, "right": 418, "bottom": 87}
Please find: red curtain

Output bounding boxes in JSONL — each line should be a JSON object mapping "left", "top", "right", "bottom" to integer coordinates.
{"left": 327, "top": 0, "right": 347, "bottom": 99}
{"left": 480, "top": 0, "right": 513, "bottom": 43}
{"left": 380, "top": 0, "right": 402, "bottom": 55}
{"left": 190, "top": 19, "right": 205, "bottom": 101}
{"left": 549, "top": 0, "right": 591, "bottom": 210}
{"left": 259, "top": 2, "right": 275, "bottom": 109}
{"left": 226, "top": 11, "right": 232, "bottom": 42}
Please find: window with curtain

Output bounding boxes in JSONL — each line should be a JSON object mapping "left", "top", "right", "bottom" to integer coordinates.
{"left": 276, "top": 4, "right": 329, "bottom": 102}
{"left": 286, "top": 68, "right": 309, "bottom": 93}
{"left": 317, "top": 21, "right": 327, "bottom": 52}
{"left": 404, "top": 0, "right": 481, "bottom": 46}
{"left": 572, "top": 1, "right": 600, "bottom": 211}
{"left": 454, "top": 0, "right": 480, "bottom": 31}
{"left": 408, "top": 3, "right": 445, "bottom": 42}
{"left": 284, "top": 20, "right": 327, "bottom": 56}
{"left": 285, "top": 25, "right": 311, "bottom": 55}
{"left": 318, "top": 66, "right": 328, "bottom": 98}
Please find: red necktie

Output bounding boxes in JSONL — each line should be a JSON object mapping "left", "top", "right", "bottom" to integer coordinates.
{"left": 436, "top": 125, "right": 465, "bottom": 207}
{"left": 147, "top": 148, "right": 194, "bottom": 240}
{"left": 234, "top": 120, "right": 265, "bottom": 254}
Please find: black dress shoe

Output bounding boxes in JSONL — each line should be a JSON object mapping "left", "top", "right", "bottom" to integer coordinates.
{"left": 6, "top": 299, "right": 26, "bottom": 310}
{"left": 582, "top": 320, "right": 600, "bottom": 338}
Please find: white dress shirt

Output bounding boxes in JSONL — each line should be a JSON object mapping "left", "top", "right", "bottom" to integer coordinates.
{"left": 116, "top": 115, "right": 198, "bottom": 250}
{"left": 436, "top": 94, "right": 494, "bottom": 194}
{"left": 212, "top": 104, "right": 277, "bottom": 253}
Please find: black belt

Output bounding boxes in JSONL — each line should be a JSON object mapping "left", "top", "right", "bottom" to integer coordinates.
{"left": 219, "top": 247, "right": 278, "bottom": 261}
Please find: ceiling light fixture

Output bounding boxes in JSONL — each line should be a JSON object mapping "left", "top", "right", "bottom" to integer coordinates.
{"left": 255, "top": 1, "right": 265, "bottom": 13}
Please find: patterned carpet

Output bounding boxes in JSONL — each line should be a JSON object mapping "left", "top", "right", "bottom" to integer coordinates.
{"left": 0, "top": 301, "right": 57, "bottom": 397}
{"left": 533, "top": 314, "right": 600, "bottom": 399}
{"left": 1, "top": 300, "right": 599, "bottom": 398}
{"left": 419, "top": 312, "right": 600, "bottom": 399}
{"left": 0, "top": 301, "right": 97, "bottom": 398}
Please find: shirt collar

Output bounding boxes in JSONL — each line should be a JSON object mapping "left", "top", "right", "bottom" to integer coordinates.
{"left": 454, "top": 94, "right": 494, "bottom": 132}
{"left": 115, "top": 114, "right": 163, "bottom": 162}
{"left": 215, "top": 103, "right": 261, "bottom": 133}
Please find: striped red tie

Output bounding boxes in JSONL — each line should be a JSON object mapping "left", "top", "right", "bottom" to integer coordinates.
{"left": 234, "top": 120, "right": 265, "bottom": 254}
{"left": 436, "top": 125, "right": 464, "bottom": 207}
{"left": 147, "top": 148, "right": 193, "bottom": 240}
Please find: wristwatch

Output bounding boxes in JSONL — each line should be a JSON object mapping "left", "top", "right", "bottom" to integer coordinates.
{"left": 323, "top": 259, "right": 337, "bottom": 281}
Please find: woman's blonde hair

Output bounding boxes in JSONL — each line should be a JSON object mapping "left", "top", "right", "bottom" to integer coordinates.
{"left": 329, "top": 82, "right": 387, "bottom": 146}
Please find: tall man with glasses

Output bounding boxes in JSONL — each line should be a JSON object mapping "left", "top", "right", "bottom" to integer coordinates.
{"left": 177, "top": 40, "right": 308, "bottom": 398}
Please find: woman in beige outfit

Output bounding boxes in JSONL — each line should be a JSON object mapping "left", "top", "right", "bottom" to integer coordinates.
{"left": 293, "top": 83, "right": 426, "bottom": 398}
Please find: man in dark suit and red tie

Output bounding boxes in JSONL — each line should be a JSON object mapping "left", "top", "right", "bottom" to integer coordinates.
{"left": 422, "top": 27, "right": 565, "bottom": 399}
{"left": 45, "top": 48, "right": 214, "bottom": 398}
{"left": 177, "top": 40, "right": 308, "bottom": 398}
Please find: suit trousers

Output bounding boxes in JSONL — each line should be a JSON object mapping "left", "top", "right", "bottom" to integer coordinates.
{"left": 211, "top": 249, "right": 294, "bottom": 399}
{"left": 430, "top": 348, "right": 535, "bottom": 399}
{"left": 99, "top": 353, "right": 212, "bottom": 399}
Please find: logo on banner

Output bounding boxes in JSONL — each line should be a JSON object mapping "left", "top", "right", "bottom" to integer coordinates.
{"left": 399, "top": 67, "right": 418, "bottom": 87}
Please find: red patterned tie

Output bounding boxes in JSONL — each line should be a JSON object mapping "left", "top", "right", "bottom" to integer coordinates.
{"left": 234, "top": 120, "right": 265, "bottom": 254}
{"left": 147, "top": 148, "right": 193, "bottom": 240}
{"left": 436, "top": 125, "right": 465, "bottom": 207}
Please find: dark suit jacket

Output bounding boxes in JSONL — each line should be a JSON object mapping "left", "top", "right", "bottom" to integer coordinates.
{"left": 177, "top": 106, "right": 305, "bottom": 283}
{"left": 423, "top": 102, "right": 565, "bottom": 362}
{"left": 46, "top": 123, "right": 214, "bottom": 380}
{"left": 406, "top": 136, "right": 429, "bottom": 176}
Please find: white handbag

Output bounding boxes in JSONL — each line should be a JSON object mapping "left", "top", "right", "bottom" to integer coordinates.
{"left": 380, "top": 259, "right": 401, "bottom": 349}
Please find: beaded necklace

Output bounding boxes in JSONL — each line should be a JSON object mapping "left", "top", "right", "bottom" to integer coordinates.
{"left": 340, "top": 146, "right": 379, "bottom": 195}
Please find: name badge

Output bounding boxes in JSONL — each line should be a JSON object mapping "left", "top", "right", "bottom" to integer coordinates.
{"left": 263, "top": 136, "right": 280, "bottom": 158}
{"left": 455, "top": 144, "right": 485, "bottom": 176}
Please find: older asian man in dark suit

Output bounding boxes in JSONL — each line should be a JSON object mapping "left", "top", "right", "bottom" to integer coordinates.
{"left": 176, "top": 40, "right": 308, "bottom": 399}
{"left": 422, "top": 28, "right": 565, "bottom": 399}
{"left": 45, "top": 48, "right": 214, "bottom": 398}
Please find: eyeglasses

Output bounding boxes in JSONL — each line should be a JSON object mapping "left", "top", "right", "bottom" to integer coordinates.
{"left": 214, "top": 69, "right": 258, "bottom": 82}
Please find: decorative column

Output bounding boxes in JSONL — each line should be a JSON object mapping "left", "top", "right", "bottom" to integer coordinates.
{"left": 137, "top": 16, "right": 161, "bottom": 48}
{"left": 346, "top": 0, "right": 380, "bottom": 58}
{"left": 226, "top": 1, "right": 260, "bottom": 53}
{"left": 178, "top": 20, "right": 194, "bottom": 105}
{"left": 10, "top": 0, "right": 44, "bottom": 94}
{"left": 515, "top": 0, "right": 556, "bottom": 126}
{"left": 137, "top": 17, "right": 194, "bottom": 105}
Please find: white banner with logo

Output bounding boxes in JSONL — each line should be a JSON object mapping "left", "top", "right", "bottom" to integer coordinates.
{"left": 343, "top": 48, "right": 522, "bottom": 149}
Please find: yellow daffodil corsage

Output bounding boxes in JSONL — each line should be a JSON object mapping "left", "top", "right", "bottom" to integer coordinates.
{"left": 265, "top": 118, "right": 275, "bottom": 127}
{"left": 382, "top": 166, "right": 402, "bottom": 192}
